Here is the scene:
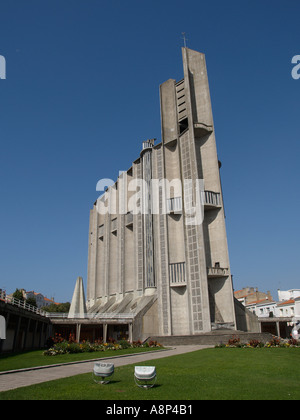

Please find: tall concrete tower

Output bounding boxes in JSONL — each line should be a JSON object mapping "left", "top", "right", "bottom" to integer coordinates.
{"left": 158, "top": 47, "right": 236, "bottom": 334}
{"left": 86, "top": 48, "right": 237, "bottom": 340}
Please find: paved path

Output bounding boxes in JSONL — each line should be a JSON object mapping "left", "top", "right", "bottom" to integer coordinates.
{"left": 0, "top": 345, "right": 211, "bottom": 392}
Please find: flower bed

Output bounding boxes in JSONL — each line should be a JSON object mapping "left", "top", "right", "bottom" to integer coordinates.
{"left": 215, "top": 335, "right": 300, "bottom": 349}
{"left": 43, "top": 335, "right": 162, "bottom": 356}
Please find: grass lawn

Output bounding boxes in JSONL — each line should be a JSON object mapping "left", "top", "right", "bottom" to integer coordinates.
{"left": 0, "top": 347, "right": 299, "bottom": 400}
{"left": 0, "top": 347, "right": 163, "bottom": 372}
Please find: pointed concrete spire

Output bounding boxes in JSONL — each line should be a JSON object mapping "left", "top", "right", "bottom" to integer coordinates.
{"left": 68, "top": 277, "right": 87, "bottom": 318}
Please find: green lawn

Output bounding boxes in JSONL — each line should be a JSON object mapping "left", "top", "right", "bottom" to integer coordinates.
{"left": 0, "top": 346, "right": 163, "bottom": 372}
{"left": 0, "top": 347, "right": 299, "bottom": 400}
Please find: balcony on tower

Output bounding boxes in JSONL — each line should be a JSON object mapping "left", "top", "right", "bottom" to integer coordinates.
{"left": 169, "top": 262, "right": 186, "bottom": 287}
{"left": 207, "top": 263, "right": 229, "bottom": 279}
{"left": 202, "top": 190, "right": 222, "bottom": 210}
{"left": 166, "top": 196, "right": 182, "bottom": 214}
{"left": 194, "top": 122, "right": 213, "bottom": 137}
{"left": 141, "top": 138, "right": 155, "bottom": 155}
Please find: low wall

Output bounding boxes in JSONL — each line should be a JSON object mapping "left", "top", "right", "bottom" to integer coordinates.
{"left": 148, "top": 330, "right": 273, "bottom": 346}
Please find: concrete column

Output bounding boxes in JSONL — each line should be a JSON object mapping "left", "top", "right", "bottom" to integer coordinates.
{"left": 38, "top": 322, "right": 44, "bottom": 347}
{"left": 103, "top": 323, "right": 107, "bottom": 343}
{"left": 87, "top": 207, "right": 98, "bottom": 303}
{"left": 141, "top": 143, "right": 155, "bottom": 290}
{"left": 23, "top": 318, "right": 31, "bottom": 350}
{"left": 13, "top": 316, "right": 22, "bottom": 352}
{"left": 0, "top": 313, "right": 9, "bottom": 351}
{"left": 32, "top": 320, "right": 38, "bottom": 348}
{"left": 42, "top": 322, "right": 48, "bottom": 347}
{"left": 76, "top": 323, "right": 81, "bottom": 342}
{"left": 276, "top": 321, "right": 280, "bottom": 337}
{"left": 128, "top": 323, "right": 133, "bottom": 343}
{"left": 47, "top": 322, "right": 53, "bottom": 339}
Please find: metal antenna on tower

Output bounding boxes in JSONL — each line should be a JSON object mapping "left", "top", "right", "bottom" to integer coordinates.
{"left": 181, "top": 32, "right": 188, "bottom": 48}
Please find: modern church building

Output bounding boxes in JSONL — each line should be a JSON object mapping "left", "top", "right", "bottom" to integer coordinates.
{"left": 85, "top": 47, "right": 256, "bottom": 342}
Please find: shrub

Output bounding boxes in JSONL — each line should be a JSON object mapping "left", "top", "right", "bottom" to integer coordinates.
{"left": 119, "top": 339, "right": 131, "bottom": 349}
{"left": 67, "top": 342, "right": 82, "bottom": 354}
{"left": 215, "top": 342, "right": 226, "bottom": 348}
{"left": 267, "top": 338, "right": 281, "bottom": 347}
{"left": 248, "top": 339, "right": 263, "bottom": 348}
{"left": 54, "top": 341, "right": 69, "bottom": 353}
{"left": 148, "top": 340, "right": 162, "bottom": 347}
{"left": 53, "top": 333, "right": 64, "bottom": 344}
{"left": 43, "top": 338, "right": 163, "bottom": 356}
{"left": 214, "top": 335, "right": 300, "bottom": 349}
{"left": 45, "top": 336, "right": 54, "bottom": 349}
{"left": 288, "top": 338, "right": 298, "bottom": 346}
{"left": 132, "top": 340, "right": 143, "bottom": 348}
{"left": 227, "top": 336, "right": 241, "bottom": 347}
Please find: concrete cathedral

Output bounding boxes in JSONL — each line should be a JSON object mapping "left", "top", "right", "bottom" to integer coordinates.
{"left": 85, "top": 48, "right": 252, "bottom": 341}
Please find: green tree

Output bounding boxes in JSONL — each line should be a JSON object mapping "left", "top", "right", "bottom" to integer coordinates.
{"left": 41, "top": 302, "right": 70, "bottom": 313}
{"left": 26, "top": 296, "right": 37, "bottom": 307}
{"left": 13, "top": 288, "right": 25, "bottom": 301}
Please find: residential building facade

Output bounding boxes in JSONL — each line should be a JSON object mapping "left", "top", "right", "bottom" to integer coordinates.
{"left": 237, "top": 288, "right": 300, "bottom": 338}
{"left": 235, "top": 287, "right": 273, "bottom": 306}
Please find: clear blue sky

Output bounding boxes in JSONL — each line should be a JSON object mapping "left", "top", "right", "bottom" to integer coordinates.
{"left": 0, "top": 0, "right": 299, "bottom": 303}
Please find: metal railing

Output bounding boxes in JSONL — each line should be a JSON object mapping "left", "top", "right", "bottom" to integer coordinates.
{"left": 0, "top": 291, "right": 48, "bottom": 317}
{"left": 47, "top": 312, "right": 135, "bottom": 320}
{"left": 207, "top": 267, "right": 229, "bottom": 278}
{"left": 0, "top": 291, "right": 135, "bottom": 322}
{"left": 202, "top": 191, "right": 221, "bottom": 207}
{"left": 169, "top": 262, "right": 186, "bottom": 285}
{"left": 142, "top": 140, "right": 154, "bottom": 150}
{"left": 167, "top": 197, "right": 182, "bottom": 213}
